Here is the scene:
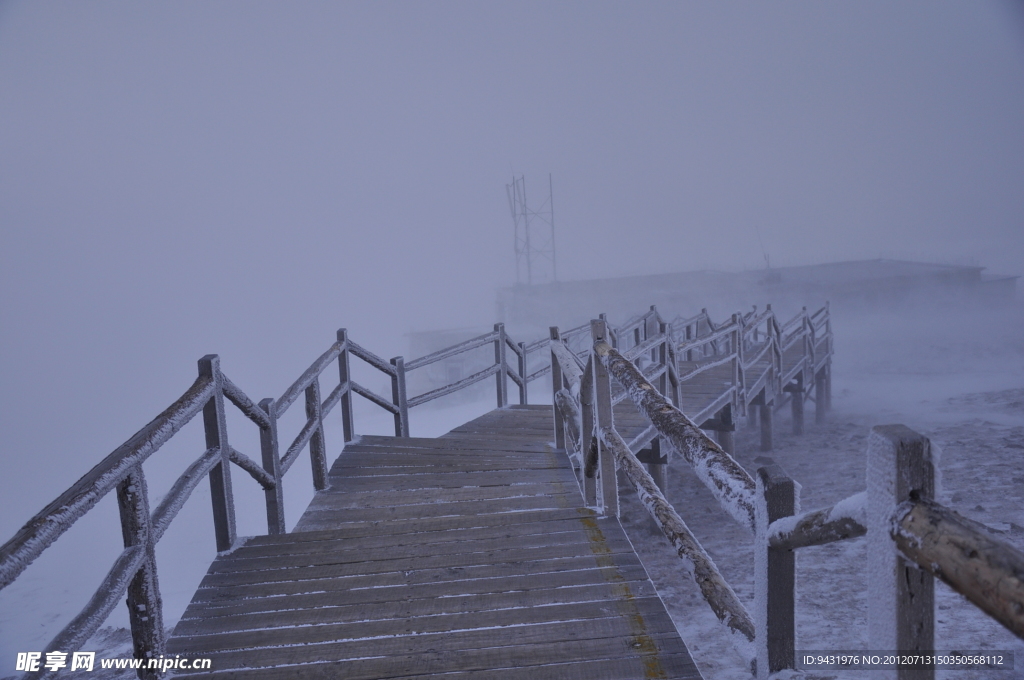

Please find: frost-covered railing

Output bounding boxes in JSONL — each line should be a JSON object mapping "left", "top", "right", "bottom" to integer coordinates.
{"left": 548, "top": 312, "right": 756, "bottom": 642}
{"left": 0, "top": 321, "right": 547, "bottom": 680}
{"left": 552, "top": 311, "right": 832, "bottom": 678}
{"left": 668, "top": 303, "right": 833, "bottom": 452}
{"left": 761, "top": 425, "right": 1024, "bottom": 677}
{"left": 580, "top": 335, "right": 1024, "bottom": 679}
{"left": 0, "top": 356, "right": 283, "bottom": 680}
{"left": 404, "top": 323, "right": 548, "bottom": 412}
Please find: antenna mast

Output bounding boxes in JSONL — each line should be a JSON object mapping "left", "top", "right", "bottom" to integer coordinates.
{"left": 506, "top": 174, "right": 556, "bottom": 286}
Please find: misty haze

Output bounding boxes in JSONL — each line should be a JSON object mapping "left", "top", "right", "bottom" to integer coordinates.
{"left": 2, "top": 3, "right": 1024, "bottom": 679}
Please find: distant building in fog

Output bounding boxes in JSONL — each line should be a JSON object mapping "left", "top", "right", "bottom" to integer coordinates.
{"left": 406, "top": 259, "right": 1016, "bottom": 398}
{"left": 495, "top": 259, "right": 1018, "bottom": 334}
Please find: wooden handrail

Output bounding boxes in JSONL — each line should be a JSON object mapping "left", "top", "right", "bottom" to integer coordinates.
{"left": 893, "top": 497, "right": 1024, "bottom": 638}
{"left": 595, "top": 341, "right": 757, "bottom": 531}
{"left": 550, "top": 340, "right": 584, "bottom": 391}
{"left": 740, "top": 339, "right": 775, "bottom": 373}
{"left": 621, "top": 331, "right": 666, "bottom": 361}
{"left": 676, "top": 320, "right": 738, "bottom": 354}
{"left": 403, "top": 330, "right": 497, "bottom": 371}
{"left": 349, "top": 380, "right": 399, "bottom": 415}
{"left": 407, "top": 363, "right": 500, "bottom": 408}
{"left": 599, "top": 425, "right": 756, "bottom": 641}
{"left": 768, "top": 491, "right": 867, "bottom": 550}
{"left": 40, "top": 544, "right": 148, "bottom": 669}
{"left": 150, "top": 447, "right": 222, "bottom": 544}
{"left": 779, "top": 310, "right": 805, "bottom": 333}
{"left": 221, "top": 374, "right": 272, "bottom": 429}
{"left": 677, "top": 353, "right": 736, "bottom": 382}
{"left": 346, "top": 340, "right": 397, "bottom": 378}
{"left": 276, "top": 341, "right": 344, "bottom": 415}
{"left": 228, "top": 446, "right": 276, "bottom": 491}
{"left": 525, "top": 364, "right": 551, "bottom": 382}
{"left": 0, "top": 373, "right": 215, "bottom": 591}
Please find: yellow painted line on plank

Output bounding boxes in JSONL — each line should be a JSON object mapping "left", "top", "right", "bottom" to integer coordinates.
{"left": 578, "top": 513, "right": 669, "bottom": 680}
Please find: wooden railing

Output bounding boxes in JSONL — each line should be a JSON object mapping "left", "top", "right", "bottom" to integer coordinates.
{"left": 0, "top": 357, "right": 272, "bottom": 680}
{"left": 556, "top": 320, "right": 1024, "bottom": 679}
{"left": 0, "top": 303, "right": 831, "bottom": 679}
{"left": 763, "top": 425, "right": 1024, "bottom": 677}
{"left": 0, "top": 322, "right": 549, "bottom": 679}
{"left": 558, "top": 323, "right": 759, "bottom": 644}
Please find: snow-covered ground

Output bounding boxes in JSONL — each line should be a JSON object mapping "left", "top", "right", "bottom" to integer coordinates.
{"left": 617, "top": 300, "right": 1024, "bottom": 680}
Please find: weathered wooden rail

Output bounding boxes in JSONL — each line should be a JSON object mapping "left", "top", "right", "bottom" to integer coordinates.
{"left": 1, "top": 302, "right": 831, "bottom": 679}
{"left": 549, "top": 317, "right": 1024, "bottom": 679}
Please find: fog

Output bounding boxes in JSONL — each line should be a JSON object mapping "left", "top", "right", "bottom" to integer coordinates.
{"left": 2, "top": 1, "right": 1024, "bottom": 670}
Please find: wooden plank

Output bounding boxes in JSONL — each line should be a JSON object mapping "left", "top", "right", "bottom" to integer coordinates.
{"left": 231, "top": 516, "right": 605, "bottom": 558}
{"left": 349, "top": 438, "right": 558, "bottom": 453}
{"left": 329, "top": 453, "right": 565, "bottom": 467}
{"left": 206, "top": 529, "right": 637, "bottom": 574}
{"left": 174, "top": 641, "right": 698, "bottom": 680}
{"left": 171, "top": 596, "right": 677, "bottom": 654}
{"left": 307, "top": 481, "right": 581, "bottom": 509}
{"left": 262, "top": 507, "right": 593, "bottom": 541}
{"left": 185, "top": 562, "right": 655, "bottom": 618}
{"left": 167, "top": 405, "right": 700, "bottom": 679}
{"left": 197, "top": 537, "right": 639, "bottom": 588}
{"left": 175, "top": 578, "right": 663, "bottom": 636}
{"left": 296, "top": 494, "right": 582, "bottom": 524}
{"left": 326, "top": 468, "right": 578, "bottom": 491}
{"left": 329, "top": 463, "right": 569, "bottom": 477}
{"left": 174, "top": 655, "right": 704, "bottom": 680}
{"left": 188, "top": 551, "right": 648, "bottom": 603}
{"left": 170, "top": 605, "right": 679, "bottom": 666}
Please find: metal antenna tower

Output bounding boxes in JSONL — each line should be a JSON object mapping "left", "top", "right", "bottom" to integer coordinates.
{"left": 506, "top": 174, "right": 556, "bottom": 286}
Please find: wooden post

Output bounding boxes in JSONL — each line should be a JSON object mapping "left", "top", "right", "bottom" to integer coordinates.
{"left": 718, "top": 403, "right": 735, "bottom": 455}
{"left": 517, "top": 340, "right": 528, "bottom": 405}
{"left": 657, "top": 321, "right": 669, "bottom": 397}
{"left": 198, "top": 355, "right": 235, "bottom": 552}
{"left": 755, "top": 463, "right": 797, "bottom": 678}
{"left": 802, "top": 307, "right": 813, "bottom": 420}
{"left": 815, "top": 369, "right": 827, "bottom": 424}
{"left": 789, "top": 374, "right": 805, "bottom": 436}
{"left": 581, "top": 359, "right": 598, "bottom": 508}
{"left": 824, "top": 302, "right": 833, "bottom": 412}
{"left": 494, "top": 323, "right": 508, "bottom": 408}
{"left": 731, "top": 313, "right": 741, "bottom": 394}
{"left": 591, "top": 319, "right": 618, "bottom": 517}
{"left": 647, "top": 306, "right": 659, "bottom": 363}
{"left": 685, "top": 322, "right": 693, "bottom": 362}
{"left": 550, "top": 327, "right": 566, "bottom": 451}
{"left": 390, "top": 356, "right": 410, "bottom": 437}
{"left": 116, "top": 466, "right": 164, "bottom": 677}
{"left": 305, "top": 376, "right": 328, "bottom": 491}
{"left": 258, "top": 398, "right": 285, "bottom": 535}
{"left": 867, "top": 425, "right": 935, "bottom": 680}
{"left": 825, "top": 363, "right": 833, "bottom": 412}
{"left": 336, "top": 329, "right": 354, "bottom": 442}
{"left": 647, "top": 437, "right": 667, "bottom": 494}
{"left": 599, "top": 313, "right": 616, "bottom": 349}
{"left": 759, "top": 398, "right": 773, "bottom": 452}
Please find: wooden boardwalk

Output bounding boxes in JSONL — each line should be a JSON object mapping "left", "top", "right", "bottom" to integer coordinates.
{"left": 167, "top": 406, "right": 702, "bottom": 679}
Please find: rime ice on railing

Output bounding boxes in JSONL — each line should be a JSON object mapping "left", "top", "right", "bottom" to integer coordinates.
{"left": 0, "top": 300, "right": 840, "bottom": 680}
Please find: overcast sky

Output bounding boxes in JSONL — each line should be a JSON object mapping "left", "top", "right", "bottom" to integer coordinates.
{"left": 1, "top": 0, "right": 1023, "bottom": 550}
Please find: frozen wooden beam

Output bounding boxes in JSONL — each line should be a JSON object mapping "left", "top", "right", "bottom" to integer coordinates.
{"left": 893, "top": 498, "right": 1024, "bottom": 640}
